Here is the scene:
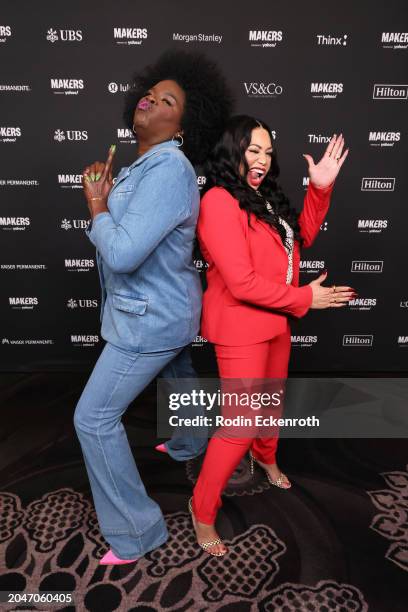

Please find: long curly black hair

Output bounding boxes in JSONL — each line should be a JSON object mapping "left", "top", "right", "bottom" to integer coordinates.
{"left": 203, "top": 115, "right": 302, "bottom": 246}
{"left": 123, "top": 49, "right": 234, "bottom": 166}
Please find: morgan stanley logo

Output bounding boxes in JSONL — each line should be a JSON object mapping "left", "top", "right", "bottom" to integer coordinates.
{"left": 351, "top": 261, "right": 383, "bottom": 273}
{"left": 372, "top": 84, "right": 408, "bottom": 99}
{"left": 361, "top": 177, "right": 395, "bottom": 191}
{"left": 343, "top": 334, "right": 373, "bottom": 347}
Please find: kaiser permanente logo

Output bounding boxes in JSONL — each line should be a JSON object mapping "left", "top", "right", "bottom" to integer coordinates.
{"left": 9, "top": 297, "right": 39, "bottom": 310}
{"left": 248, "top": 30, "right": 283, "bottom": 48}
{"left": 316, "top": 34, "right": 348, "bottom": 46}
{"left": 0, "top": 263, "right": 47, "bottom": 271}
{"left": 373, "top": 84, "right": 408, "bottom": 99}
{"left": 54, "top": 129, "right": 88, "bottom": 142}
{"left": 310, "top": 82, "right": 343, "bottom": 99}
{"left": 361, "top": 177, "right": 395, "bottom": 191}
{"left": 351, "top": 261, "right": 383, "bottom": 273}
{"left": 117, "top": 128, "right": 134, "bottom": 144}
{"left": 300, "top": 259, "right": 325, "bottom": 273}
{"left": 243, "top": 82, "right": 283, "bottom": 98}
{"left": 64, "top": 259, "right": 95, "bottom": 272}
{"left": 381, "top": 32, "right": 408, "bottom": 50}
{"left": 2, "top": 338, "right": 53, "bottom": 346}
{"left": 173, "top": 32, "right": 222, "bottom": 44}
{"left": 349, "top": 297, "right": 377, "bottom": 311}
{"left": 357, "top": 219, "right": 388, "bottom": 234}
{"left": 71, "top": 334, "right": 99, "bottom": 347}
{"left": 113, "top": 27, "right": 147, "bottom": 45}
{"left": 50, "top": 78, "right": 84, "bottom": 95}
{"left": 108, "top": 82, "right": 130, "bottom": 94}
{"left": 61, "top": 218, "right": 90, "bottom": 230}
{"left": 291, "top": 335, "right": 318, "bottom": 348}
{"left": 0, "top": 179, "right": 39, "bottom": 187}
{"left": 58, "top": 174, "right": 83, "bottom": 189}
{"left": 369, "top": 131, "right": 401, "bottom": 147}
{"left": 46, "top": 28, "right": 83, "bottom": 43}
{"left": 0, "top": 25, "right": 12, "bottom": 43}
{"left": 343, "top": 335, "right": 373, "bottom": 347}
{"left": 0, "top": 127, "right": 22, "bottom": 143}
{"left": 0, "top": 217, "right": 30, "bottom": 231}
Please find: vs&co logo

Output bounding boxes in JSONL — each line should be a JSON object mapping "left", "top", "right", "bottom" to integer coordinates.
{"left": 243, "top": 82, "right": 283, "bottom": 98}
{"left": 46, "top": 28, "right": 83, "bottom": 43}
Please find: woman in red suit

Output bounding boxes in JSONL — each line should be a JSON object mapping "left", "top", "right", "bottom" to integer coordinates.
{"left": 189, "top": 115, "right": 354, "bottom": 556}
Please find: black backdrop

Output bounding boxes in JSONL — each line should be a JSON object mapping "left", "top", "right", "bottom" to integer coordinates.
{"left": 1, "top": 0, "right": 407, "bottom": 373}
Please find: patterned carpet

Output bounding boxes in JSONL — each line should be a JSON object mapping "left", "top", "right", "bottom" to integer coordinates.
{"left": 0, "top": 372, "right": 407, "bottom": 611}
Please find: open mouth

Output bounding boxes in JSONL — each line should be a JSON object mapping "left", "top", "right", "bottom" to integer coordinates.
{"left": 247, "top": 168, "right": 266, "bottom": 187}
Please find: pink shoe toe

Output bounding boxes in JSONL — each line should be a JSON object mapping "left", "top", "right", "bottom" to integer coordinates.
{"left": 99, "top": 549, "right": 138, "bottom": 565}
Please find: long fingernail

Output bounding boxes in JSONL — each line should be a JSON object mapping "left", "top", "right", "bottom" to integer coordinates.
{"left": 90, "top": 173, "right": 95, "bottom": 181}
{"left": 322, "top": 269, "right": 328, "bottom": 274}
{"left": 84, "top": 175, "right": 91, "bottom": 182}
{"left": 110, "top": 144, "right": 116, "bottom": 153}
{"left": 95, "top": 173, "right": 101, "bottom": 181}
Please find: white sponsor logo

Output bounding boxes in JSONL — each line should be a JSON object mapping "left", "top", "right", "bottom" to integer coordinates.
{"left": 343, "top": 334, "right": 373, "bottom": 346}
{"left": 191, "top": 335, "right": 208, "bottom": 347}
{"left": 61, "top": 218, "right": 90, "bottom": 230}
{"left": 0, "top": 25, "right": 12, "bottom": 43}
{"left": 0, "top": 179, "right": 39, "bottom": 186}
{"left": 300, "top": 260, "right": 325, "bottom": 273}
{"left": 0, "top": 217, "right": 30, "bottom": 230}
{"left": 197, "top": 176, "right": 206, "bottom": 190}
{"left": 58, "top": 174, "right": 83, "bottom": 189}
{"left": 361, "top": 177, "right": 395, "bottom": 191}
{"left": 397, "top": 336, "right": 408, "bottom": 346}
{"left": 357, "top": 219, "right": 388, "bottom": 233}
{"left": 316, "top": 34, "right": 348, "bottom": 46}
{"left": 71, "top": 334, "right": 99, "bottom": 347}
{"left": 349, "top": 298, "right": 377, "bottom": 311}
{"left": 108, "top": 81, "right": 130, "bottom": 94}
{"left": 2, "top": 338, "right": 53, "bottom": 345}
{"left": 50, "top": 78, "right": 84, "bottom": 95}
{"left": 373, "top": 84, "right": 408, "bottom": 99}
{"left": 351, "top": 261, "right": 383, "bottom": 273}
{"left": 194, "top": 258, "right": 209, "bottom": 272}
{"left": 0, "top": 84, "right": 31, "bottom": 92}
{"left": 113, "top": 27, "right": 148, "bottom": 45}
{"left": 249, "top": 30, "right": 283, "bottom": 48}
{"left": 291, "top": 335, "right": 318, "bottom": 347}
{"left": 320, "top": 221, "right": 328, "bottom": 231}
{"left": 54, "top": 129, "right": 88, "bottom": 142}
{"left": 310, "top": 82, "right": 343, "bottom": 99}
{"left": 381, "top": 32, "right": 408, "bottom": 49}
{"left": 0, "top": 127, "right": 22, "bottom": 143}
{"left": 67, "top": 298, "right": 98, "bottom": 309}
{"left": 117, "top": 128, "right": 134, "bottom": 143}
{"left": 368, "top": 131, "right": 401, "bottom": 147}
{"left": 9, "top": 297, "right": 39, "bottom": 310}
{"left": 64, "top": 259, "right": 95, "bottom": 272}
{"left": 46, "top": 28, "right": 83, "bottom": 43}
{"left": 400, "top": 300, "right": 408, "bottom": 308}
{"left": 308, "top": 133, "right": 331, "bottom": 144}
{"left": 244, "top": 82, "right": 283, "bottom": 97}
{"left": 173, "top": 32, "right": 222, "bottom": 44}
{"left": 303, "top": 176, "right": 310, "bottom": 189}
{"left": 0, "top": 264, "right": 47, "bottom": 271}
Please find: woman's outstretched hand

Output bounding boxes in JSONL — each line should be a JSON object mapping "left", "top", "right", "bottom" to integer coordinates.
{"left": 309, "top": 271, "right": 356, "bottom": 309}
{"left": 82, "top": 145, "right": 116, "bottom": 217}
{"left": 303, "top": 134, "right": 349, "bottom": 189}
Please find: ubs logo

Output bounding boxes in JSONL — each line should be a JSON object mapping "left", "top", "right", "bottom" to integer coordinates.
{"left": 46, "top": 29, "right": 83, "bottom": 43}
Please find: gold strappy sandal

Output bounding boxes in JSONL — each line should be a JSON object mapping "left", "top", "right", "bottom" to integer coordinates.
{"left": 249, "top": 450, "right": 291, "bottom": 489}
{"left": 188, "top": 497, "right": 227, "bottom": 557}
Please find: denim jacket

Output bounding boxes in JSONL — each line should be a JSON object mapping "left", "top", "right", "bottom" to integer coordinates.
{"left": 86, "top": 140, "right": 202, "bottom": 352}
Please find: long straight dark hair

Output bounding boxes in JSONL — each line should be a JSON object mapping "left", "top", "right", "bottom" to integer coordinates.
{"left": 202, "top": 114, "right": 302, "bottom": 246}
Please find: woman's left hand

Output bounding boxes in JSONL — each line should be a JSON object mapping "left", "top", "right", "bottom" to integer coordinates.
{"left": 303, "top": 134, "right": 349, "bottom": 188}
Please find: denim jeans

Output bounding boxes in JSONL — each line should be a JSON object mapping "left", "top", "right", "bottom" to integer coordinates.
{"left": 74, "top": 342, "right": 178, "bottom": 558}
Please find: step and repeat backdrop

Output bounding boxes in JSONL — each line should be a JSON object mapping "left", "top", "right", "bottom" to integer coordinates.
{"left": 0, "top": 0, "right": 407, "bottom": 372}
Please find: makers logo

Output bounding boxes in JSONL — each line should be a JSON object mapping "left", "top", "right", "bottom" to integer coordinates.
{"left": 194, "top": 258, "right": 209, "bottom": 272}
{"left": 58, "top": 174, "right": 83, "bottom": 189}
{"left": 357, "top": 219, "right": 388, "bottom": 234}
{"left": 54, "top": 129, "right": 88, "bottom": 142}
{"left": 113, "top": 27, "right": 148, "bottom": 45}
{"left": 117, "top": 128, "right": 134, "bottom": 144}
{"left": 67, "top": 298, "right": 98, "bottom": 309}
{"left": 373, "top": 84, "right": 408, "bottom": 100}
{"left": 243, "top": 82, "right": 283, "bottom": 98}
{"left": 308, "top": 134, "right": 332, "bottom": 144}
{"left": 50, "top": 78, "right": 84, "bottom": 95}
{"left": 300, "top": 259, "right": 325, "bottom": 273}
{"left": 61, "top": 218, "right": 90, "bottom": 230}
{"left": 320, "top": 221, "right": 328, "bottom": 232}
{"left": 316, "top": 34, "right": 348, "bottom": 46}
{"left": 248, "top": 30, "right": 283, "bottom": 48}
{"left": 361, "top": 177, "right": 395, "bottom": 191}
{"left": 310, "top": 82, "right": 343, "bottom": 99}
{"left": 191, "top": 335, "right": 208, "bottom": 347}
{"left": 71, "top": 334, "right": 99, "bottom": 347}
{"left": 291, "top": 335, "right": 318, "bottom": 348}
{"left": 398, "top": 336, "right": 408, "bottom": 347}
{"left": 0, "top": 25, "right": 12, "bottom": 43}
{"left": 368, "top": 131, "right": 401, "bottom": 147}
{"left": 351, "top": 260, "right": 383, "bottom": 273}
{"left": 381, "top": 32, "right": 408, "bottom": 50}
{"left": 0, "top": 216, "right": 30, "bottom": 231}
{"left": 343, "top": 334, "right": 373, "bottom": 347}
{"left": 400, "top": 300, "right": 408, "bottom": 309}
{"left": 9, "top": 297, "right": 39, "bottom": 310}
{"left": 197, "top": 176, "right": 207, "bottom": 190}
{"left": 46, "top": 28, "right": 83, "bottom": 43}
{"left": 303, "top": 176, "right": 310, "bottom": 189}
{"left": 349, "top": 297, "right": 377, "bottom": 311}
{"left": 172, "top": 33, "right": 223, "bottom": 44}
{"left": 0, "top": 127, "right": 22, "bottom": 143}
{"left": 64, "top": 258, "right": 95, "bottom": 272}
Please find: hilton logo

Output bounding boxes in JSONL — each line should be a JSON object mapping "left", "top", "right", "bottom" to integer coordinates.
{"left": 351, "top": 261, "right": 383, "bottom": 273}
{"left": 343, "top": 335, "right": 373, "bottom": 347}
{"left": 361, "top": 177, "right": 395, "bottom": 191}
{"left": 373, "top": 84, "right": 408, "bottom": 99}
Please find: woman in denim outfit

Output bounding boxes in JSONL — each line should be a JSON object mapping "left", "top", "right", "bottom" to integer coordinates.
{"left": 74, "top": 50, "right": 233, "bottom": 565}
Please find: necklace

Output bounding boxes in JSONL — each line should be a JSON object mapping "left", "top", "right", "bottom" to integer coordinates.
{"left": 256, "top": 190, "right": 294, "bottom": 285}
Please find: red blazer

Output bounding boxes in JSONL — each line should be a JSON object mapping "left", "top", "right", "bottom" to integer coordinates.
{"left": 197, "top": 182, "right": 333, "bottom": 345}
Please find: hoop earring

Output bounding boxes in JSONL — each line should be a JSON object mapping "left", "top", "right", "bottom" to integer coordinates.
{"left": 132, "top": 123, "right": 138, "bottom": 137}
{"left": 172, "top": 133, "right": 184, "bottom": 147}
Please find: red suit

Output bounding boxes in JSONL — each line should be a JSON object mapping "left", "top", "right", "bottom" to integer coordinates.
{"left": 192, "top": 182, "right": 333, "bottom": 524}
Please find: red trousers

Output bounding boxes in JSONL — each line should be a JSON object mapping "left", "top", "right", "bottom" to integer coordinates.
{"left": 192, "top": 327, "right": 291, "bottom": 524}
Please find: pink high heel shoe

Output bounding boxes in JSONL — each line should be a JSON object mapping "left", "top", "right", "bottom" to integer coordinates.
{"left": 99, "top": 549, "right": 138, "bottom": 565}
{"left": 155, "top": 443, "right": 168, "bottom": 454}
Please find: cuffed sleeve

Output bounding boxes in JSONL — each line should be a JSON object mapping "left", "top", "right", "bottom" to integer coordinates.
{"left": 299, "top": 181, "right": 334, "bottom": 247}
